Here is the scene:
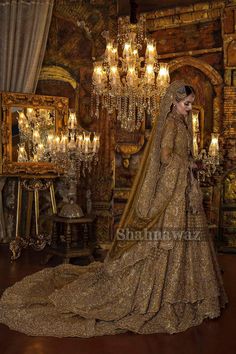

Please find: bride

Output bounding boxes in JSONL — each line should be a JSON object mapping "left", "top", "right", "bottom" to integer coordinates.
{"left": 0, "top": 80, "right": 228, "bottom": 337}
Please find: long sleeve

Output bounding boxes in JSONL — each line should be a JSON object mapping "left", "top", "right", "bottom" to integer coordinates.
{"left": 147, "top": 116, "right": 182, "bottom": 221}
{"left": 160, "top": 116, "right": 176, "bottom": 165}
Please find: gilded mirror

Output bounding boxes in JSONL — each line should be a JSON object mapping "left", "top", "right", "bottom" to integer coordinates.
{"left": 0, "top": 92, "right": 68, "bottom": 175}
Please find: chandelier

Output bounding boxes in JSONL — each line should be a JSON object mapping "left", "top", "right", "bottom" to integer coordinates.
{"left": 91, "top": 12, "right": 170, "bottom": 132}
{"left": 17, "top": 108, "right": 100, "bottom": 177}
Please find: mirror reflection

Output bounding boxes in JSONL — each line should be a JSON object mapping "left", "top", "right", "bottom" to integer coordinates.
{"left": 11, "top": 106, "right": 55, "bottom": 163}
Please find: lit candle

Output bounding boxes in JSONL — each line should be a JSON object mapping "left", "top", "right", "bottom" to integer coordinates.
{"left": 105, "top": 42, "right": 113, "bottom": 62}
{"left": 93, "top": 136, "right": 99, "bottom": 152}
{"left": 192, "top": 112, "right": 199, "bottom": 133}
{"left": 77, "top": 135, "right": 83, "bottom": 149}
{"left": 18, "top": 111, "right": 26, "bottom": 129}
{"left": 123, "top": 42, "right": 131, "bottom": 58}
{"left": 193, "top": 136, "right": 199, "bottom": 157}
{"left": 54, "top": 136, "right": 60, "bottom": 151}
{"left": 18, "top": 112, "right": 26, "bottom": 120}
{"left": 17, "top": 144, "right": 28, "bottom": 162}
{"left": 209, "top": 133, "right": 220, "bottom": 164}
{"left": 47, "top": 134, "right": 54, "bottom": 148}
{"left": 85, "top": 136, "right": 90, "bottom": 153}
{"left": 37, "top": 143, "right": 44, "bottom": 160}
{"left": 68, "top": 112, "right": 77, "bottom": 130}
{"left": 33, "top": 129, "right": 40, "bottom": 144}
{"left": 33, "top": 153, "right": 38, "bottom": 162}
{"left": 145, "top": 41, "right": 156, "bottom": 60}
{"left": 156, "top": 63, "right": 170, "bottom": 86}
{"left": 110, "top": 66, "right": 120, "bottom": 87}
{"left": 26, "top": 108, "right": 35, "bottom": 121}
{"left": 60, "top": 135, "right": 68, "bottom": 152}
{"left": 145, "top": 64, "right": 155, "bottom": 84}
{"left": 93, "top": 64, "right": 106, "bottom": 86}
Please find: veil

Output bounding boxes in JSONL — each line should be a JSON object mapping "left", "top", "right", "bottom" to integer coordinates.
{"left": 106, "top": 80, "right": 193, "bottom": 260}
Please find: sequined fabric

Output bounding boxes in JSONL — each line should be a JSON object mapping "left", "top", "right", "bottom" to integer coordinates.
{"left": 0, "top": 81, "right": 228, "bottom": 337}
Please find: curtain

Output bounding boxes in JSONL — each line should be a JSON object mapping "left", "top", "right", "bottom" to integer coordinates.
{"left": 0, "top": 0, "right": 54, "bottom": 242}
{"left": 0, "top": 0, "right": 54, "bottom": 93}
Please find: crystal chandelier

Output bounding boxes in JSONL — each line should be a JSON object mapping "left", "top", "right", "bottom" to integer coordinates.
{"left": 91, "top": 12, "right": 170, "bottom": 132}
{"left": 17, "top": 108, "right": 100, "bottom": 177}
{"left": 46, "top": 112, "right": 100, "bottom": 178}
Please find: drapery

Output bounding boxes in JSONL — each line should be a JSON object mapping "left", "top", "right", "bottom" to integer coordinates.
{"left": 0, "top": 0, "right": 54, "bottom": 93}
{"left": 0, "top": 0, "right": 54, "bottom": 242}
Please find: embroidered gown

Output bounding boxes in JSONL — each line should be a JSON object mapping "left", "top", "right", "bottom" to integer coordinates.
{"left": 0, "top": 111, "right": 228, "bottom": 337}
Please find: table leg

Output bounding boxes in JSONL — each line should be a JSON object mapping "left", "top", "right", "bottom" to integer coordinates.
{"left": 49, "top": 183, "right": 57, "bottom": 214}
{"left": 51, "top": 220, "right": 58, "bottom": 248}
{"left": 65, "top": 223, "right": 72, "bottom": 249}
{"left": 25, "top": 191, "right": 33, "bottom": 240}
{"left": 10, "top": 181, "right": 25, "bottom": 260}
{"left": 84, "top": 223, "right": 88, "bottom": 247}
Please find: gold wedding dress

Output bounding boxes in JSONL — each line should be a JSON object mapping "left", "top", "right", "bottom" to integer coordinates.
{"left": 0, "top": 81, "right": 228, "bottom": 337}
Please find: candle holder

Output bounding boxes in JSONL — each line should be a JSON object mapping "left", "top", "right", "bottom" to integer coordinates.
{"left": 45, "top": 111, "right": 100, "bottom": 218}
{"left": 195, "top": 133, "right": 222, "bottom": 182}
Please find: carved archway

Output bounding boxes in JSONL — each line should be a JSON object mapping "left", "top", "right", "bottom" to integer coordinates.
{"left": 169, "top": 56, "right": 223, "bottom": 133}
{"left": 39, "top": 66, "right": 78, "bottom": 89}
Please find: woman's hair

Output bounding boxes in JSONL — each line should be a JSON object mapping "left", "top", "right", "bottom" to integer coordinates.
{"left": 175, "top": 85, "right": 195, "bottom": 102}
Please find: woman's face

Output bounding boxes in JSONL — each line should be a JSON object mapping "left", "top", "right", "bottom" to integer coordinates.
{"left": 175, "top": 93, "right": 195, "bottom": 116}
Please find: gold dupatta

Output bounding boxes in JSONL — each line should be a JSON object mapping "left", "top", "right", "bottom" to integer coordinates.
{"left": 106, "top": 80, "right": 192, "bottom": 260}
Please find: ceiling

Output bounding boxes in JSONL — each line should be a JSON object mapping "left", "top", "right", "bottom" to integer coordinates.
{"left": 117, "top": 0, "right": 217, "bottom": 16}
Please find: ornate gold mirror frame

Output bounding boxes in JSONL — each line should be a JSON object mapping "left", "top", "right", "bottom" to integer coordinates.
{"left": 0, "top": 92, "right": 68, "bottom": 175}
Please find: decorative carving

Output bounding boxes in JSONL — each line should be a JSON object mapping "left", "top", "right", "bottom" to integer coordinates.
{"left": 22, "top": 179, "right": 52, "bottom": 192}
{"left": 116, "top": 143, "right": 144, "bottom": 168}
{"left": 10, "top": 234, "right": 52, "bottom": 261}
{"left": 146, "top": 1, "right": 223, "bottom": 31}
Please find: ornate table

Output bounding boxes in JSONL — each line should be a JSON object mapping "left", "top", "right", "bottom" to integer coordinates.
{"left": 45, "top": 215, "right": 96, "bottom": 264}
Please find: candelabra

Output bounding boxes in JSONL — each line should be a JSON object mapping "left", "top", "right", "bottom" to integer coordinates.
{"left": 192, "top": 111, "right": 221, "bottom": 181}
{"left": 91, "top": 14, "right": 170, "bottom": 132}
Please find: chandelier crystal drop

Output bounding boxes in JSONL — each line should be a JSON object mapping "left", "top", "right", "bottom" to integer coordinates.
{"left": 91, "top": 14, "right": 170, "bottom": 132}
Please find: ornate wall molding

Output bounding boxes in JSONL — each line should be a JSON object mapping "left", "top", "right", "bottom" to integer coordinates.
{"left": 169, "top": 56, "right": 223, "bottom": 132}
{"left": 146, "top": 1, "right": 225, "bottom": 30}
{"left": 169, "top": 56, "right": 223, "bottom": 85}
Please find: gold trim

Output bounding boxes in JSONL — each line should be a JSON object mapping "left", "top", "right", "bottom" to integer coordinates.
{"left": 0, "top": 92, "right": 68, "bottom": 175}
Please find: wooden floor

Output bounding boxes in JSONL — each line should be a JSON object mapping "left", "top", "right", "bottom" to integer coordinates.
{"left": 0, "top": 244, "right": 235, "bottom": 354}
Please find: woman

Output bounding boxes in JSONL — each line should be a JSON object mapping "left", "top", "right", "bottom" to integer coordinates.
{"left": 0, "top": 80, "right": 228, "bottom": 337}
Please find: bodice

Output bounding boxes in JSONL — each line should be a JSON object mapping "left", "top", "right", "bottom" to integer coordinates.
{"left": 171, "top": 112, "right": 192, "bottom": 160}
